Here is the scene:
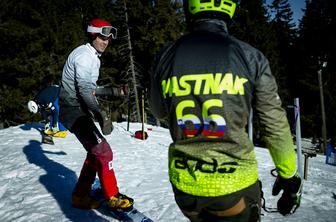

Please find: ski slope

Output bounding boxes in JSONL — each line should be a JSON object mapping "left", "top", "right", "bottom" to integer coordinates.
{"left": 0, "top": 122, "right": 335, "bottom": 222}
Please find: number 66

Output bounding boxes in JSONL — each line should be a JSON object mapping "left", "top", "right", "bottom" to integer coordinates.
{"left": 176, "top": 99, "right": 226, "bottom": 138}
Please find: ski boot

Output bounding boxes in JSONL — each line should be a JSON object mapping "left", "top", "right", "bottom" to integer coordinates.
{"left": 44, "top": 128, "right": 54, "bottom": 135}
{"left": 53, "top": 131, "right": 67, "bottom": 138}
{"left": 106, "top": 192, "right": 134, "bottom": 211}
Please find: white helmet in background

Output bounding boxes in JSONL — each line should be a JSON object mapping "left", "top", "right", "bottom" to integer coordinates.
{"left": 28, "top": 100, "right": 38, "bottom": 114}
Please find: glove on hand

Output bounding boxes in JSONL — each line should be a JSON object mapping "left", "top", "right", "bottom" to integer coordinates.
{"left": 272, "top": 173, "right": 302, "bottom": 215}
{"left": 112, "top": 84, "right": 129, "bottom": 97}
{"left": 99, "top": 111, "right": 113, "bottom": 136}
{"left": 121, "top": 84, "right": 129, "bottom": 96}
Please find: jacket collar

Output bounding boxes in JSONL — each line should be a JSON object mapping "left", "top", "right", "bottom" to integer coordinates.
{"left": 191, "top": 19, "right": 228, "bottom": 34}
{"left": 86, "top": 43, "right": 102, "bottom": 57}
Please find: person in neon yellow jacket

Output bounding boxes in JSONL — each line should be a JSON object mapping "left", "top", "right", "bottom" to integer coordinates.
{"left": 149, "top": 0, "right": 302, "bottom": 221}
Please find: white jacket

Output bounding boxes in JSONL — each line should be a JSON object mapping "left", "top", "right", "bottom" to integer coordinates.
{"left": 59, "top": 43, "right": 102, "bottom": 129}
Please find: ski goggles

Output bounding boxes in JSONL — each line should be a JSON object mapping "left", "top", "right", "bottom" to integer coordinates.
{"left": 87, "top": 25, "right": 117, "bottom": 39}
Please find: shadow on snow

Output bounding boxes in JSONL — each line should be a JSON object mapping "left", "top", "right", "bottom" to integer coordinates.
{"left": 23, "top": 140, "right": 109, "bottom": 222}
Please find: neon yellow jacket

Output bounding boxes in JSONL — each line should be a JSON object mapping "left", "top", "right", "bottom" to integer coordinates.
{"left": 149, "top": 19, "right": 296, "bottom": 197}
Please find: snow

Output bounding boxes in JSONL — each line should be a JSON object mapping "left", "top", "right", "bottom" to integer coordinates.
{"left": 0, "top": 122, "right": 335, "bottom": 222}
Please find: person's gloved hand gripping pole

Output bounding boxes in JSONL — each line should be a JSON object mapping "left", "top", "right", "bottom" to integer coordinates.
{"left": 272, "top": 172, "right": 303, "bottom": 215}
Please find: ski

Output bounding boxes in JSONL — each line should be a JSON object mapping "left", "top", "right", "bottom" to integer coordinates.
{"left": 91, "top": 178, "right": 154, "bottom": 222}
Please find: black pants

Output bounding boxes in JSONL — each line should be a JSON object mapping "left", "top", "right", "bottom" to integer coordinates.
{"left": 173, "top": 181, "right": 261, "bottom": 222}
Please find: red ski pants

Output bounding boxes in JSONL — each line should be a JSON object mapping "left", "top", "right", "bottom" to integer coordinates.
{"left": 72, "top": 116, "right": 118, "bottom": 199}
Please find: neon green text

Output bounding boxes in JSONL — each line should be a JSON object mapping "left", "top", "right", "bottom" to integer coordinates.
{"left": 161, "top": 73, "right": 248, "bottom": 98}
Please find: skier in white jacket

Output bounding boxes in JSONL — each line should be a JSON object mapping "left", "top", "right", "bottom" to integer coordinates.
{"left": 59, "top": 18, "right": 133, "bottom": 211}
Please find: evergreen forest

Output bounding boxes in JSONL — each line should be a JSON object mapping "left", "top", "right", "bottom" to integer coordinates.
{"left": 0, "top": 0, "right": 335, "bottom": 149}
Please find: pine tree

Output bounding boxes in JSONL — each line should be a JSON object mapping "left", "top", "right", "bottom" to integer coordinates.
{"left": 295, "top": 0, "right": 336, "bottom": 140}
{"left": 269, "top": 0, "right": 297, "bottom": 104}
{"left": 111, "top": 0, "right": 184, "bottom": 122}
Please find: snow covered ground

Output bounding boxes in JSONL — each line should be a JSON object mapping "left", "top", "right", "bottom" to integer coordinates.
{"left": 0, "top": 122, "right": 335, "bottom": 222}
